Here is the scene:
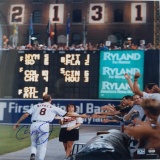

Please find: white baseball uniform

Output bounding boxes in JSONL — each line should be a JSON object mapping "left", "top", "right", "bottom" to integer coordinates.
{"left": 27, "top": 102, "right": 66, "bottom": 160}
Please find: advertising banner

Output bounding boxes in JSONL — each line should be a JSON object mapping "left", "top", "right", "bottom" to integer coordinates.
{"left": 0, "top": 99, "right": 120, "bottom": 125}
{"left": 99, "top": 50, "right": 144, "bottom": 99}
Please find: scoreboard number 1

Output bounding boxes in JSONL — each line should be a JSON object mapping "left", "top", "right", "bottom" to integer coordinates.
{"left": 131, "top": 3, "right": 146, "bottom": 23}
{"left": 49, "top": 4, "right": 64, "bottom": 24}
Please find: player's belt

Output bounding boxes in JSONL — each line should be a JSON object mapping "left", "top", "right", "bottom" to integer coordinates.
{"left": 32, "top": 120, "right": 50, "bottom": 123}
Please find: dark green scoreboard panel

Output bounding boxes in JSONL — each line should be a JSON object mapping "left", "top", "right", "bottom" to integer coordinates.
{"left": 18, "top": 50, "right": 99, "bottom": 99}
{"left": 0, "top": 50, "right": 159, "bottom": 99}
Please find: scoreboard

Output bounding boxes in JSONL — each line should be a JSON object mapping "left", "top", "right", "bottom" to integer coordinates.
{"left": 18, "top": 50, "right": 99, "bottom": 99}
{"left": 16, "top": 50, "right": 145, "bottom": 99}
{"left": 9, "top": 3, "right": 147, "bottom": 24}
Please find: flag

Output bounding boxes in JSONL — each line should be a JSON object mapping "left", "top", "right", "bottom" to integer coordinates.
{"left": 13, "top": 21, "right": 18, "bottom": 36}
{"left": 66, "top": 16, "right": 70, "bottom": 35}
{"left": 66, "top": 14, "right": 70, "bottom": 47}
{"left": 83, "top": 17, "right": 87, "bottom": 44}
{"left": 46, "top": 19, "right": 52, "bottom": 38}
{"left": 29, "top": 15, "right": 34, "bottom": 36}
{"left": 83, "top": 18, "right": 87, "bottom": 37}
{"left": 12, "top": 21, "right": 18, "bottom": 47}
{"left": 54, "top": 23, "right": 57, "bottom": 44}
{"left": 46, "top": 19, "right": 53, "bottom": 46}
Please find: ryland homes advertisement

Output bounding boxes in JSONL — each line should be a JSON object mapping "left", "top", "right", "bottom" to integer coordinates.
{"left": 99, "top": 50, "right": 144, "bottom": 99}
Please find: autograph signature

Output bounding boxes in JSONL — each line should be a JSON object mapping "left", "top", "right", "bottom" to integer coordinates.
{"left": 16, "top": 122, "right": 53, "bottom": 145}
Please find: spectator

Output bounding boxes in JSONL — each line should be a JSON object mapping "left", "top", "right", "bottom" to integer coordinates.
{"left": 133, "top": 72, "right": 160, "bottom": 101}
{"left": 92, "top": 95, "right": 134, "bottom": 121}
{"left": 123, "top": 94, "right": 145, "bottom": 125}
{"left": 99, "top": 43, "right": 108, "bottom": 51}
{"left": 59, "top": 104, "right": 83, "bottom": 159}
{"left": 124, "top": 98, "right": 160, "bottom": 152}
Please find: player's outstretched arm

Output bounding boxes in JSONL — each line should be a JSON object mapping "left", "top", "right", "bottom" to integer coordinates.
{"left": 13, "top": 113, "right": 30, "bottom": 130}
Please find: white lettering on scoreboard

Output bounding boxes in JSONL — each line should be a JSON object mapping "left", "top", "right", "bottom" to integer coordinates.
{"left": 18, "top": 53, "right": 91, "bottom": 98}
{"left": 49, "top": 4, "right": 64, "bottom": 24}
{"left": 131, "top": 3, "right": 146, "bottom": 23}
{"left": 18, "top": 54, "right": 49, "bottom": 98}
{"left": 60, "top": 54, "right": 90, "bottom": 83}
{"left": 10, "top": 4, "right": 25, "bottom": 24}
{"left": 89, "top": 3, "right": 105, "bottom": 23}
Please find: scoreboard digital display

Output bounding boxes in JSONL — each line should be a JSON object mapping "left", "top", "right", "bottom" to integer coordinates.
{"left": 0, "top": 50, "right": 158, "bottom": 99}
{"left": 17, "top": 50, "right": 99, "bottom": 99}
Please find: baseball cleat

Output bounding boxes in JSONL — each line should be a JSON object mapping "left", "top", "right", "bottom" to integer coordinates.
{"left": 30, "top": 153, "right": 35, "bottom": 160}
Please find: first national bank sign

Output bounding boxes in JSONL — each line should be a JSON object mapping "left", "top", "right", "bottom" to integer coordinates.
{"left": 99, "top": 50, "right": 144, "bottom": 99}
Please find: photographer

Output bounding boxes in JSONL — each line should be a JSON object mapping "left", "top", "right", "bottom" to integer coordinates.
{"left": 122, "top": 94, "right": 145, "bottom": 158}
{"left": 123, "top": 94, "right": 145, "bottom": 125}
{"left": 124, "top": 98, "right": 160, "bottom": 155}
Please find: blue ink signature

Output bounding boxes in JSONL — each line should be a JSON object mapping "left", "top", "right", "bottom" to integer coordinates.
{"left": 16, "top": 125, "right": 30, "bottom": 140}
{"left": 16, "top": 122, "right": 53, "bottom": 145}
{"left": 31, "top": 122, "right": 53, "bottom": 145}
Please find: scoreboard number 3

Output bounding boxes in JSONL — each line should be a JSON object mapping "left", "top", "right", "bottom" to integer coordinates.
{"left": 10, "top": 4, "right": 25, "bottom": 24}
{"left": 89, "top": 3, "right": 105, "bottom": 23}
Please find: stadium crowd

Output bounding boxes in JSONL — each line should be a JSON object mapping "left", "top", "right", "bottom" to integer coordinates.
{"left": 1, "top": 41, "right": 156, "bottom": 51}
{"left": 91, "top": 72, "right": 160, "bottom": 159}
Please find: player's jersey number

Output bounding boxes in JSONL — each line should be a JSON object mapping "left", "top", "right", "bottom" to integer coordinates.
{"left": 39, "top": 108, "right": 47, "bottom": 115}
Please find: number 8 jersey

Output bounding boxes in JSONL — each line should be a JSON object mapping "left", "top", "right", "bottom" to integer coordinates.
{"left": 27, "top": 102, "right": 67, "bottom": 122}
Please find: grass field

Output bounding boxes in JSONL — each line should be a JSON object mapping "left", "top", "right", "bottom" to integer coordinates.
{"left": 0, "top": 125, "right": 60, "bottom": 155}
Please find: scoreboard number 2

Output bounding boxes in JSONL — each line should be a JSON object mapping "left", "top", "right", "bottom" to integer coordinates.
{"left": 10, "top": 4, "right": 25, "bottom": 24}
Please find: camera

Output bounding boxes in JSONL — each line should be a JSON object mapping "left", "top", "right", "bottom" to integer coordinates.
{"left": 130, "top": 111, "right": 140, "bottom": 120}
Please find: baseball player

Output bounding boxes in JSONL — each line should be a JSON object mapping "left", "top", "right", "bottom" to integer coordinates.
{"left": 13, "top": 94, "right": 67, "bottom": 160}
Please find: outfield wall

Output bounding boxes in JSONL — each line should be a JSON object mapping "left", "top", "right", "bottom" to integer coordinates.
{"left": 0, "top": 99, "right": 120, "bottom": 125}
